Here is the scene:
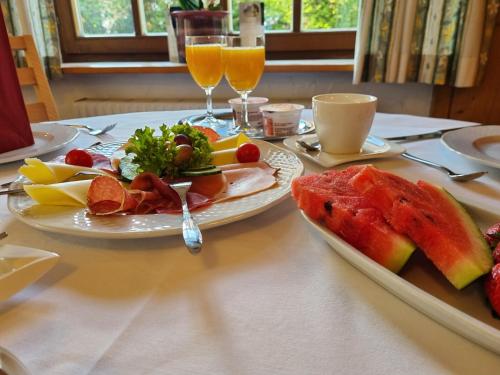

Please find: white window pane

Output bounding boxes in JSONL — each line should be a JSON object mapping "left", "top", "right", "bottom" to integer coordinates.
{"left": 231, "top": 0, "right": 292, "bottom": 33}
{"left": 75, "top": 0, "right": 135, "bottom": 36}
{"left": 301, "top": 0, "right": 358, "bottom": 31}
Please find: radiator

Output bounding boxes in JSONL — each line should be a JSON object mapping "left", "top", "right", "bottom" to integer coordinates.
{"left": 73, "top": 98, "right": 228, "bottom": 117}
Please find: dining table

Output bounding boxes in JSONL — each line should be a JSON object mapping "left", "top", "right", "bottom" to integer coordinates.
{"left": 0, "top": 109, "right": 499, "bottom": 375}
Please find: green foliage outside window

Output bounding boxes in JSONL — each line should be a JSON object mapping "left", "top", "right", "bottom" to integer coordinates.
{"left": 76, "top": 0, "right": 358, "bottom": 36}
{"left": 302, "top": 0, "right": 358, "bottom": 30}
{"left": 77, "top": 0, "right": 135, "bottom": 35}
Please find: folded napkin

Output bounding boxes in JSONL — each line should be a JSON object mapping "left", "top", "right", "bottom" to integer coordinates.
{"left": 0, "top": 8, "right": 34, "bottom": 154}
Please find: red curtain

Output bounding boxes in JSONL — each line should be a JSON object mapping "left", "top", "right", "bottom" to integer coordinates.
{"left": 0, "top": 7, "right": 33, "bottom": 153}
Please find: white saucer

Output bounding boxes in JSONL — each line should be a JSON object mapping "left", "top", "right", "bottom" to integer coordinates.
{"left": 283, "top": 134, "right": 406, "bottom": 168}
{"left": 441, "top": 125, "right": 500, "bottom": 169}
{"left": 0, "top": 123, "right": 79, "bottom": 165}
{"left": 0, "top": 244, "right": 59, "bottom": 301}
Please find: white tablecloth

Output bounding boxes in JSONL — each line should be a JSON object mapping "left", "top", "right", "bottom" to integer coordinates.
{"left": 0, "top": 111, "right": 499, "bottom": 374}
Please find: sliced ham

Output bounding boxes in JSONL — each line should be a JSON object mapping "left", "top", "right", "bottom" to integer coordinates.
{"left": 215, "top": 161, "right": 278, "bottom": 202}
{"left": 131, "top": 172, "right": 180, "bottom": 203}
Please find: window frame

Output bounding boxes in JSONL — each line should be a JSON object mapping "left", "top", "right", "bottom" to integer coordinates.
{"left": 55, "top": 0, "right": 356, "bottom": 62}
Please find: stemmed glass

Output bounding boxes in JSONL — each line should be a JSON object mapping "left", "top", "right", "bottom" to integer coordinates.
{"left": 223, "top": 35, "right": 265, "bottom": 136}
{"left": 185, "top": 35, "right": 227, "bottom": 130}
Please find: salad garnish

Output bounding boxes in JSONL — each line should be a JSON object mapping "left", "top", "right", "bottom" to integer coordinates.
{"left": 124, "top": 124, "right": 213, "bottom": 179}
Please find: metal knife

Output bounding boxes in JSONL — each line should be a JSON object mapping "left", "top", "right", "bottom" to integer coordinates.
{"left": 384, "top": 126, "right": 475, "bottom": 142}
{"left": 0, "top": 188, "right": 25, "bottom": 196}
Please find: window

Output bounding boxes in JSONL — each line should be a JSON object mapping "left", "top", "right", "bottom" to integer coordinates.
{"left": 55, "top": 0, "right": 357, "bottom": 62}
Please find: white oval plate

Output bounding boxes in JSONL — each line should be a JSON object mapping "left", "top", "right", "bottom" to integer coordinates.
{"left": 0, "top": 123, "right": 79, "bottom": 165}
{"left": 441, "top": 125, "right": 500, "bottom": 169}
{"left": 300, "top": 205, "right": 500, "bottom": 355}
{"left": 283, "top": 134, "right": 405, "bottom": 168}
{"left": 0, "top": 244, "right": 59, "bottom": 301}
{"left": 8, "top": 140, "right": 304, "bottom": 239}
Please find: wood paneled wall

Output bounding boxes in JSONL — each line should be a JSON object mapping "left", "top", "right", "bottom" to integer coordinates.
{"left": 431, "top": 11, "right": 500, "bottom": 124}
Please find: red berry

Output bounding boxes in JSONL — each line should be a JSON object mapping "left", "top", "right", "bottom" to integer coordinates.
{"left": 174, "top": 134, "right": 192, "bottom": 146}
{"left": 492, "top": 243, "right": 500, "bottom": 264}
{"left": 485, "top": 222, "right": 500, "bottom": 249}
{"left": 65, "top": 149, "right": 93, "bottom": 167}
{"left": 236, "top": 143, "right": 260, "bottom": 163}
{"left": 485, "top": 263, "right": 500, "bottom": 316}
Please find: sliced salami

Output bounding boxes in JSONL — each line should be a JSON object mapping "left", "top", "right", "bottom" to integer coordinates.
{"left": 87, "top": 175, "right": 137, "bottom": 215}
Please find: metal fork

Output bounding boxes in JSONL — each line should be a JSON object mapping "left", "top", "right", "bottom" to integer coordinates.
{"left": 169, "top": 181, "right": 202, "bottom": 255}
{"left": 401, "top": 152, "right": 487, "bottom": 182}
{"left": 65, "top": 122, "right": 117, "bottom": 136}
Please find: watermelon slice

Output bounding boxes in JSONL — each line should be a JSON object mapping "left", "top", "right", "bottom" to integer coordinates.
{"left": 350, "top": 165, "right": 493, "bottom": 289}
{"left": 292, "top": 167, "right": 416, "bottom": 273}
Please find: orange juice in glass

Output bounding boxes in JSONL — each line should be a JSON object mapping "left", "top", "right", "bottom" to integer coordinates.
{"left": 185, "top": 35, "right": 226, "bottom": 129}
{"left": 223, "top": 35, "right": 265, "bottom": 136}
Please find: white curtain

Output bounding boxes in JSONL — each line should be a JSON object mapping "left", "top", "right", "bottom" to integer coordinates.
{"left": 353, "top": 0, "right": 499, "bottom": 87}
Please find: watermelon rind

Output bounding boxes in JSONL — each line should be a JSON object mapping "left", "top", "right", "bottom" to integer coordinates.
{"left": 417, "top": 181, "right": 493, "bottom": 289}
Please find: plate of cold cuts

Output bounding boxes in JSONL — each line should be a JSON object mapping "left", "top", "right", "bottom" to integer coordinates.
{"left": 8, "top": 140, "right": 304, "bottom": 239}
{"left": 292, "top": 164, "right": 500, "bottom": 355}
{"left": 441, "top": 125, "right": 500, "bottom": 169}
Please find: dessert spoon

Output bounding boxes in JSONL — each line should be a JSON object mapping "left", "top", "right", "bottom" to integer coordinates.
{"left": 400, "top": 152, "right": 487, "bottom": 182}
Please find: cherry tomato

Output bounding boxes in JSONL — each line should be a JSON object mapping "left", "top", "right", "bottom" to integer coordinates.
{"left": 174, "top": 134, "right": 192, "bottom": 146}
{"left": 65, "top": 149, "right": 94, "bottom": 167}
{"left": 236, "top": 143, "right": 260, "bottom": 163}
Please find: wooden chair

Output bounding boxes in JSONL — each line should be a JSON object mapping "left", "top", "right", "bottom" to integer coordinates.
{"left": 8, "top": 34, "right": 59, "bottom": 122}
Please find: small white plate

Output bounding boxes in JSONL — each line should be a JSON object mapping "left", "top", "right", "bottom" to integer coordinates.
{"left": 283, "top": 134, "right": 406, "bottom": 168}
{"left": 300, "top": 204, "right": 500, "bottom": 355}
{"left": 8, "top": 140, "right": 304, "bottom": 239}
{"left": 441, "top": 125, "right": 500, "bottom": 169}
{"left": 0, "top": 346, "right": 31, "bottom": 375}
{"left": 0, "top": 123, "right": 79, "bottom": 165}
{"left": 0, "top": 244, "right": 59, "bottom": 301}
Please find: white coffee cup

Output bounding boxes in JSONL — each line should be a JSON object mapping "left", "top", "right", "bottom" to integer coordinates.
{"left": 312, "top": 93, "right": 377, "bottom": 154}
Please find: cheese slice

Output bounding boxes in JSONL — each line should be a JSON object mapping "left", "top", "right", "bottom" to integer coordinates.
{"left": 211, "top": 148, "right": 238, "bottom": 166}
{"left": 19, "top": 158, "right": 106, "bottom": 184}
{"left": 24, "top": 180, "right": 92, "bottom": 207}
{"left": 211, "top": 133, "right": 250, "bottom": 151}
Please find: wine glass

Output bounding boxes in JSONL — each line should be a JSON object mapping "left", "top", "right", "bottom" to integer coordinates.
{"left": 223, "top": 35, "right": 265, "bottom": 136}
{"left": 185, "top": 35, "right": 227, "bottom": 130}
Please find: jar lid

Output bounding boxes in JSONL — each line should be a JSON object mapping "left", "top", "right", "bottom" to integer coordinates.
{"left": 260, "top": 103, "right": 304, "bottom": 113}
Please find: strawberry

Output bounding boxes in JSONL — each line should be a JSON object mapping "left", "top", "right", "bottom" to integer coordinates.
{"left": 485, "top": 222, "right": 500, "bottom": 249}
{"left": 493, "top": 242, "right": 500, "bottom": 265}
{"left": 485, "top": 263, "right": 500, "bottom": 316}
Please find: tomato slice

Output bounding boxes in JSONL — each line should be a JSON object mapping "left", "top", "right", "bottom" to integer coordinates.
{"left": 236, "top": 143, "right": 260, "bottom": 163}
{"left": 65, "top": 149, "right": 94, "bottom": 167}
{"left": 192, "top": 126, "right": 221, "bottom": 143}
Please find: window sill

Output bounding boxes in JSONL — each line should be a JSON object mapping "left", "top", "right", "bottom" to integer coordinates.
{"left": 61, "top": 59, "right": 354, "bottom": 74}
